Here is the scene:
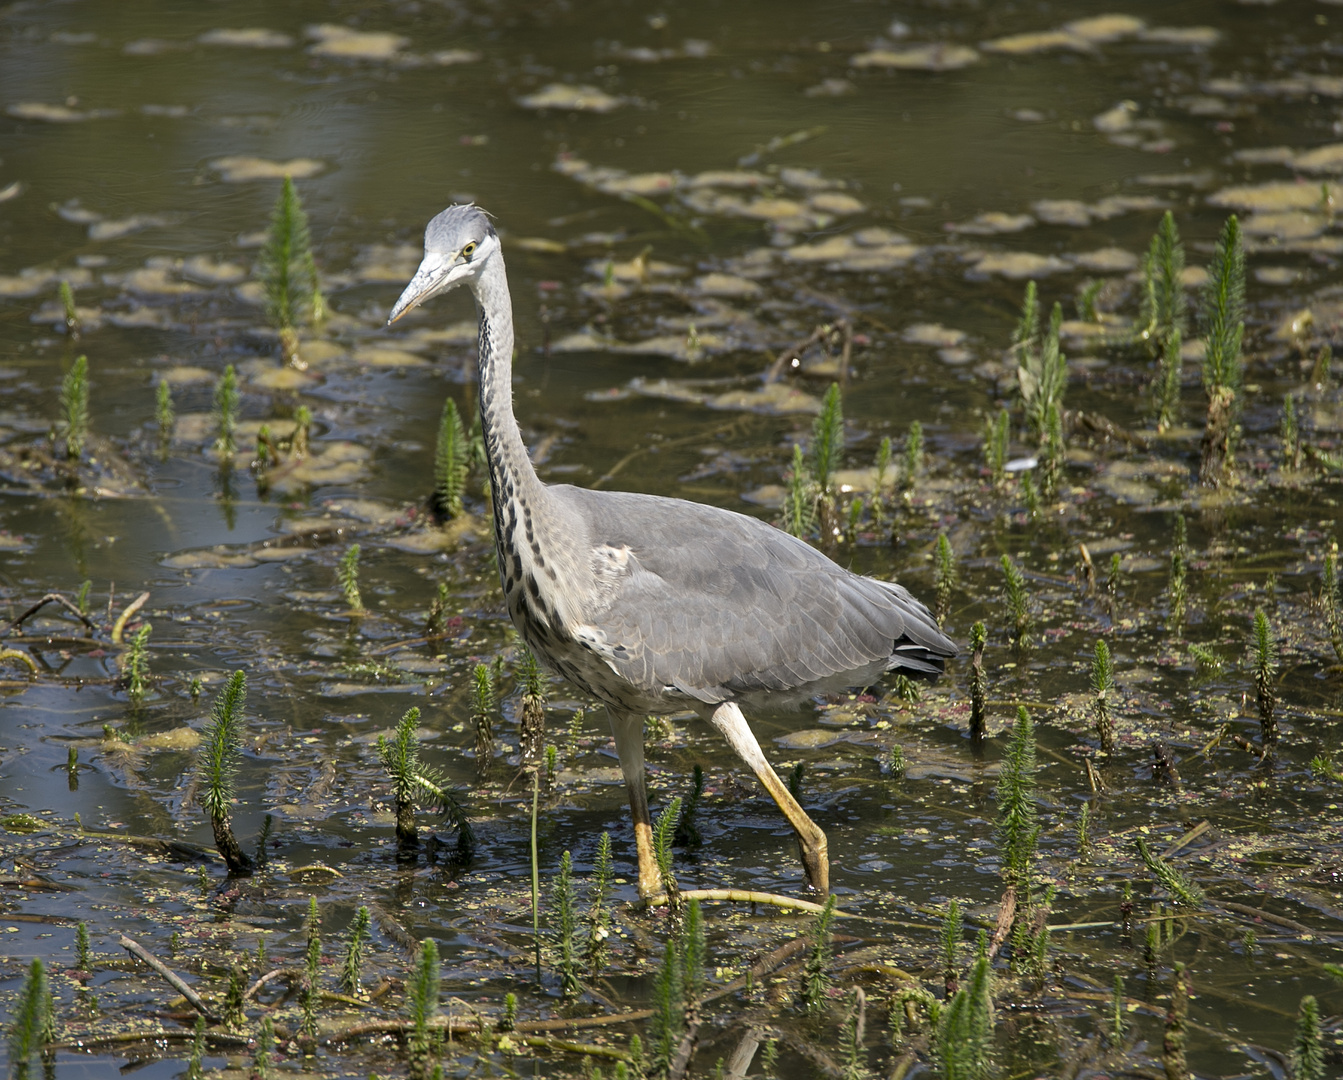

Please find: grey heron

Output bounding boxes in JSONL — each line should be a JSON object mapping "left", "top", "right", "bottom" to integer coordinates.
{"left": 389, "top": 204, "right": 957, "bottom": 898}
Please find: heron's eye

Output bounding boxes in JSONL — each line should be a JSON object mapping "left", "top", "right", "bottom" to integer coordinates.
{"left": 461, "top": 241, "right": 478, "bottom": 259}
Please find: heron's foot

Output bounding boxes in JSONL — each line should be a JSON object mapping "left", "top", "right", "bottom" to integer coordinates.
{"left": 798, "top": 833, "right": 830, "bottom": 896}
{"left": 633, "top": 820, "right": 664, "bottom": 900}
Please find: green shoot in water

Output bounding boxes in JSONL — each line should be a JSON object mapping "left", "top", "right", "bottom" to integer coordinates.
{"left": 1312, "top": 343, "right": 1333, "bottom": 389}
{"left": 903, "top": 420, "right": 924, "bottom": 492}
{"left": 1012, "top": 280, "right": 1040, "bottom": 364}
{"left": 1293, "top": 995, "right": 1325, "bottom": 1080}
{"left": 340, "top": 905, "right": 371, "bottom": 996}
{"left": 1252, "top": 608, "right": 1278, "bottom": 744}
{"left": 649, "top": 937, "right": 684, "bottom": 1076}
{"left": 377, "top": 706, "right": 474, "bottom": 856}
{"left": 872, "top": 435, "right": 893, "bottom": 522}
{"left": 983, "top": 408, "right": 1010, "bottom": 488}
{"left": 519, "top": 647, "right": 546, "bottom": 764}
{"left": 223, "top": 963, "right": 246, "bottom": 1031}
{"left": 1076, "top": 278, "right": 1103, "bottom": 323}
{"left": 1199, "top": 215, "right": 1246, "bottom": 486}
{"left": 75, "top": 921, "right": 91, "bottom": 972}
{"left": 586, "top": 832, "right": 613, "bottom": 977}
{"left": 1017, "top": 296, "right": 1066, "bottom": 443}
{"left": 155, "top": 380, "right": 174, "bottom": 451}
{"left": 811, "top": 383, "right": 844, "bottom": 497}
{"left": 1000, "top": 555, "right": 1030, "bottom": 641}
{"left": 675, "top": 763, "right": 704, "bottom": 847}
{"left": 213, "top": 364, "right": 239, "bottom": 459}
{"left": 60, "top": 354, "right": 89, "bottom": 460}
{"left": 1281, "top": 393, "right": 1301, "bottom": 471}
{"left": 433, "top": 397, "right": 469, "bottom": 519}
{"left": 470, "top": 662, "right": 495, "bottom": 767}
{"left": 996, "top": 707, "right": 1039, "bottom": 893}
{"left": 1135, "top": 836, "right": 1204, "bottom": 907}
{"left": 254, "top": 1017, "right": 274, "bottom": 1080}
{"left": 124, "top": 621, "right": 152, "bottom": 703}
{"left": 261, "top": 176, "right": 325, "bottom": 365}
{"left": 1040, "top": 400, "right": 1064, "bottom": 498}
{"left": 1323, "top": 548, "right": 1343, "bottom": 665}
{"left": 499, "top": 993, "right": 517, "bottom": 1032}
{"left": 934, "top": 531, "right": 955, "bottom": 627}
{"left": 1154, "top": 328, "right": 1183, "bottom": 432}
{"left": 59, "top": 279, "right": 79, "bottom": 336}
{"left": 1077, "top": 801, "right": 1091, "bottom": 859}
{"left": 1109, "top": 975, "right": 1126, "bottom": 1046}
{"left": 424, "top": 580, "right": 450, "bottom": 638}
{"left": 1021, "top": 470, "right": 1040, "bottom": 519}
{"left": 291, "top": 404, "right": 311, "bottom": 457}
{"left": 941, "top": 899, "right": 962, "bottom": 997}
{"left": 888, "top": 743, "right": 906, "bottom": 779}
{"left": 840, "top": 988, "right": 867, "bottom": 1080}
{"left": 76, "top": 579, "right": 91, "bottom": 615}
{"left": 552, "top": 850, "right": 580, "bottom": 997}
{"left": 8, "top": 958, "right": 55, "bottom": 1079}
{"left": 681, "top": 896, "right": 706, "bottom": 1026}
{"left": 185, "top": 1016, "right": 205, "bottom": 1080}
{"left": 969, "top": 621, "right": 987, "bottom": 741}
{"left": 1092, "top": 639, "right": 1114, "bottom": 754}
{"left": 933, "top": 942, "right": 993, "bottom": 1080}
{"left": 800, "top": 894, "right": 837, "bottom": 1014}
{"left": 1138, "top": 210, "right": 1187, "bottom": 353}
{"left": 1162, "top": 963, "right": 1190, "bottom": 1080}
{"left": 406, "top": 939, "right": 441, "bottom": 1080}
{"left": 782, "top": 443, "right": 817, "bottom": 539}
{"left": 892, "top": 672, "right": 920, "bottom": 705}
{"left": 338, "top": 544, "right": 363, "bottom": 612}
{"left": 653, "top": 796, "right": 682, "bottom": 903}
{"left": 1169, "top": 513, "right": 1188, "bottom": 629}
{"left": 196, "top": 670, "right": 252, "bottom": 874}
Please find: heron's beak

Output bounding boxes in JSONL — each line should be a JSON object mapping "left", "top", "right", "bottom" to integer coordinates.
{"left": 386, "top": 252, "right": 454, "bottom": 325}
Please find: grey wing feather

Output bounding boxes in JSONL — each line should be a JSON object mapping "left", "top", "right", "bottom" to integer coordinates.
{"left": 556, "top": 487, "right": 957, "bottom": 704}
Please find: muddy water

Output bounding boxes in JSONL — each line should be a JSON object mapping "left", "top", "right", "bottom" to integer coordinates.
{"left": 1, "top": 1, "right": 1342, "bottom": 1077}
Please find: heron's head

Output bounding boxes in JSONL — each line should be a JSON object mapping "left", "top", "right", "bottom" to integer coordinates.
{"left": 387, "top": 204, "right": 499, "bottom": 324}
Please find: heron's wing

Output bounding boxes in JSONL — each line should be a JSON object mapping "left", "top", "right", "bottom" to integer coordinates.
{"left": 555, "top": 487, "right": 956, "bottom": 704}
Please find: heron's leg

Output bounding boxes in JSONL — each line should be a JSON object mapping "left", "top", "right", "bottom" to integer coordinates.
{"left": 705, "top": 701, "right": 830, "bottom": 895}
{"left": 608, "top": 708, "right": 662, "bottom": 899}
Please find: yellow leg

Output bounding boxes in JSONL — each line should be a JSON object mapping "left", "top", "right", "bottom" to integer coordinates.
{"left": 609, "top": 709, "right": 666, "bottom": 899}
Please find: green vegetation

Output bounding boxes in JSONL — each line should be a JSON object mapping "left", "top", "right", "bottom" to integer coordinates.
{"left": 213, "top": 364, "right": 239, "bottom": 459}
{"left": 124, "top": 621, "right": 152, "bottom": 703}
{"left": 341, "top": 906, "right": 371, "bottom": 996}
{"left": 433, "top": 397, "right": 470, "bottom": 519}
{"left": 903, "top": 419, "right": 924, "bottom": 492}
{"left": 674, "top": 763, "right": 705, "bottom": 847}
{"left": 470, "top": 662, "right": 495, "bottom": 766}
{"left": 1138, "top": 210, "right": 1187, "bottom": 353}
{"left": 552, "top": 850, "right": 580, "bottom": 997}
{"left": 1000, "top": 555, "right": 1030, "bottom": 641}
{"left": 1091, "top": 639, "right": 1114, "bottom": 754}
{"left": 653, "top": 795, "right": 682, "bottom": 902}
{"left": 983, "top": 409, "right": 1010, "bottom": 487}
{"left": 377, "top": 706, "right": 474, "bottom": 856}
{"left": 1323, "top": 549, "right": 1343, "bottom": 665}
{"left": 60, "top": 354, "right": 90, "bottom": 460}
{"left": 1169, "top": 513, "right": 1188, "bottom": 628}
{"left": 7, "top": 958, "right": 54, "bottom": 1079}
{"left": 1014, "top": 282, "right": 1067, "bottom": 443}
{"left": 783, "top": 443, "right": 817, "bottom": 538}
{"left": 406, "top": 939, "right": 441, "bottom": 1080}
{"left": 1162, "top": 963, "right": 1190, "bottom": 1080}
{"left": 338, "top": 543, "right": 363, "bottom": 612}
{"left": 59, "top": 279, "right": 79, "bottom": 336}
{"left": 811, "top": 383, "right": 844, "bottom": 536}
{"left": 1252, "top": 608, "right": 1278, "bottom": 743}
{"left": 1153, "top": 328, "right": 1183, "bottom": 432}
{"left": 934, "top": 940, "right": 994, "bottom": 1080}
{"left": 934, "top": 532, "right": 955, "bottom": 627}
{"left": 519, "top": 647, "right": 546, "bottom": 763}
{"left": 1281, "top": 393, "right": 1302, "bottom": 470}
{"left": 996, "top": 707, "right": 1039, "bottom": 892}
{"left": 586, "top": 832, "right": 614, "bottom": 977}
{"left": 1135, "top": 836, "right": 1204, "bottom": 907}
{"left": 969, "top": 621, "right": 987, "bottom": 740}
{"left": 155, "top": 380, "right": 174, "bottom": 451}
{"left": 1293, "top": 995, "right": 1324, "bottom": 1080}
{"left": 195, "top": 670, "right": 252, "bottom": 874}
{"left": 261, "top": 176, "right": 325, "bottom": 365}
{"left": 800, "top": 894, "right": 837, "bottom": 1014}
{"left": 1199, "top": 215, "right": 1246, "bottom": 486}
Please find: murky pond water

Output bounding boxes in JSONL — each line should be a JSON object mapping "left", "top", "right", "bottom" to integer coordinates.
{"left": 3, "top": 1, "right": 1343, "bottom": 1077}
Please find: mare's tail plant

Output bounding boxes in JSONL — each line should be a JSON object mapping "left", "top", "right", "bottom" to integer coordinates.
{"left": 1281, "top": 393, "right": 1302, "bottom": 471}
{"left": 1199, "top": 215, "right": 1246, "bottom": 487}
{"left": 338, "top": 544, "right": 363, "bottom": 613}
{"left": 586, "top": 831, "right": 613, "bottom": 976}
{"left": 124, "top": 621, "right": 152, "bottom": 703}
{"left": 996, "top": 707, "right": 1039, "bottom": 894}
{"left": 406, "top": 939, "right": 441, "bottom": 1080}
{"left": 7, "top": 958, "right": 55, "bottom": 1080}
{"left": 649, "top": 937, "right": 684, "bottom": 1076}
{"left": 969, "top": 621, "right": 987, "bottom": 741}
{"left": 941, "top": 900, "right": 962, "bottom": 997}
{"left": 1162, "top": 963, "right": 1190, "bottom": 1080}
{"left": 1092, "top": 639, "right": 1115, "bottom": 754}
{"left": 155, "top": 380, "right": 174, "bottom": 452}
{"left": 59, "top": 279, "right": 79, "bottom": 337}
{"left": 1138, "top": 210, "right": 1187, "bottom": 354}
{"left": 783, "top": 443, "right": 818, "bottom": 539}
{"left": 1000, "top": 555, "right": 1031, "bottom": 642}
{"left": 1154, "top": 328, "right": 1183, "bottom": 432}
{"left": 213, "top": 364, "right": 239, "bottom": 459}
{"left": 653, "top": 796, "right": 682, "bottom": 904}
{"left": 196, "top": 670, "right": 253, "bottom": 874}
{"left": 470, "top": 662, "right": 495, "bottom": 767}
{"left": 1322, "top": 548, "right": 1343, "bottom": 665}
{"left": 261, "top": 176, "right": 325, "bottom": 366}
{"left": 1016, "top": 288, "right": 1067, "bottom": 443}
{"left": 552, "top": 851, "right": 580, "bottom": 997}
{"left": 983, "top": 409, "right": 1010, "bottom": 488}
{"left": 1293, "top": 995, "right": 1325, "bottom": 1080}
{"left": 1252, "top": 608, "right": 1278, "bottom": 745}
{"left": 871, "top": 435, "right": 892, "bottom": 523}
{"left": 934, "top": 532, "right": 956, "bottom": 627}
{"left": 433, "top": 397, "right": 469, "bottom": 519}
{"left": 933, "top": 940, "right": 994, "bottom": 1080}
{"left": 60, "top": 354, "right": 90, "bottom": 461}
{"left": 1135, "top": 837, "right": 1204, "bottom": 907}
{"left": 301, "top": 896, "right": 321, "bottom": 1037}
{"left": 377, "top": 706, "right": 474, "bottom": 856}
{"left": 1168, "top": 513, "right": 1188, "bottom": 629}
{"left": 811, "top": 383, "right": 844, "bottom": 539}
{"left": 674, "top": 763, "right": 704, "bottom": 847}
{"left": 340, "top": 905, "right": 371, "bottom": 996}
{"left": 800, "top": 894, "right": 837, "bottom": 1014}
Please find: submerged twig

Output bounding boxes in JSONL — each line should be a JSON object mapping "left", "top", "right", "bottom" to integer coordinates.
{"left": 118, "top": 934, "right": 220, "bottom": 1022}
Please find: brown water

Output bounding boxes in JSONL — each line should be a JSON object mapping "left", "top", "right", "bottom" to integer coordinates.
{"left": 2, "top": 1, "right": 1342, "bottom": 1077}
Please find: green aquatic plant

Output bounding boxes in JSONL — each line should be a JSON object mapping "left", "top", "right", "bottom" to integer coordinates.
{"left": 1012, "top": 280, "right": 1040, "bottom": 363}
{"left": 1322, "top": 549, "right": 1343, "bottom": 665}
{"left": 552, "top": 850, "right": 580, "bottom": 997}
{"left": 185, "top": 1016, "right": 205, "bottom": 1080}
{"left": 377, "top": 705, "right": 474, "bottom": 855}
{"left": 1017, "top": 297, "right": 1066, "bottom": 443}
{"left": 586, "top": 831, "right": 613, "bottom": 976}
{"left": 675, "top": 763, "right": 705, "bottom": 847}
{"left": 75, "top": 921, "right": 90, "bottom": 972}
{"left": 681, "top": 895, "right": 706, "bottom": 1025}
{"left": 811, "top": 383, "right": 844, "bottom": 497}
{"left": 1076, "top": 801, "right": 1091, "bottom": 859}
{"left": 261, "top": 176, "right": 325, "bottom": 365}
{"left": 1163, "top": 963, "right": 1190, "bottom": 1080}
{"left": 872, "top": 435, "right": 893, "bottom": 522}
{"left": 7, "top": 958, "right": 54, "bottom": 1079}
{"left": 1153, "top": 328, "right": 1183, "bottom": 432}
{"left": 653, "top": 795, "right": 682, "bottom": 902}
{"left": 213, "top": 364, "right": 239, "bottom": 459}
{"left": 1135, "top": 836, "right": 1204, "bottom": 907}
{"left": 406, "top": 939, "right": 441, "bottom": 1080}
{"left": 969, "top": 621, "right": 987, "bottom": 741}
{"left": 75, "top": 579, "right": 91, "bottom": 615}
{"left": 301, "top": 896, "right": 321, "bottom": 1036}
{"left": 1199, "top": 215, "right": 1246, "bottom": 486}
{"left": 788, "top": 760, "right": 804, "bottom": 800}
{"left": 1076, "top": 279, "right": 1103, "bottom": 323}
{"left": 996, "top": 707, "right": 1039, "bottom": 892}
{"left": 892, "top": 672, "right": 920, "bottom": 705}
{"left": 800, "top": 893, "right": 837, "bottom": 1014}
{"left": 253, "top": 1016, "right": 275, "bottom": 1080}
{"left": 1293, "top": 995, "right": 1325, "bottom": 1080}
{"left": 196, "top": 670, "right": 253, "bottom": 874}
{"left": 983, "top": 408, "right": 1010, "bottom": 488}
{"left": 1039, "top": 401, "right": 1063, "bottom": 497}
{"left": 1110, "top": 975, "right": 1126, "bottom": 1046}
{"left": 783, "top": 443, "right": 818, "bottom": 539}
{"left": 1312, "top": 343, "right": 1333, "bottom": 389}
{"left": 1000, "top": 555, "right": 1030, "bottom": 642}
{"left": 470, "top": 662, "right": 495, "bottom": 767}
{"left": 934, "top": 532, "right": 955, "bottom": 627}
{"left": 649, "top": 937, "right": 684, "bottom": 1076}
{"left": 337, "top": 543, "right": 363, "bottom": 612}
{"left": 155, "top": 379, "right": 174, "bottom": 451}
{"left": 291, "top": 404, "right": 311, "bottom": 457}
{"left": 941, "top": 899, "right": 962, "bottom": 997}
{"left": 1091, "top": 639, "right": 1114, "bottom": 754}
{"left": 933, "top": 943, "right": 994, "bottom": 1080}
{"left": 59, "top": 278, "right": 79, "bottom": 336}
{"left": 340, "top": 905, "right": 371, "bottom": 996}
{"left": 519, "top": 647, "right": 546, "bottom": 763}
{"left": 1169, "top": 513, "right": 1188, "bottom": 628}
{"left": 903, "top": 419, "right": 924, "bottom": 492}
{"left": 499, "top": 992, "right": 517, "bottom": 1032}
{"left": 1138, "top": 210, "right": 1187, "bottom": 353}
{"left": 60, "top": 354, "right": 89, "bottom": 460}
{"left": 1020, "top": 470, "right": 1040, "bottom": 519}
{"left": 1252, "top": 608, "right": 1278, "bottom": 744}
{"left": 887, "top": 743, "right": 905, "bottom": 779}
{"left": 223, "top": 963, "right": 246, "bottom": 1031}
{"left": 433, "top": 397, "right": 469, "bottom": 519}
{"left": 840, "top": 988, "right": 868, "bottom": 1080}
{"left": 124, "top": 621, "right": 152, "bottom": 703}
